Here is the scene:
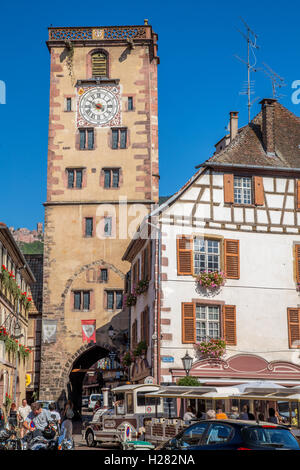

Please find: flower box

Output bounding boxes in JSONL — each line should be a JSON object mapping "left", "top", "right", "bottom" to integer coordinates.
{"left": 135, "top": 279, "right": 149, "bottom": 295}
{"left": 196, "top": 271, "right": 226, "bottom": 289}
{"left": 194, "top": 338, "right": 226, "bottom": 359}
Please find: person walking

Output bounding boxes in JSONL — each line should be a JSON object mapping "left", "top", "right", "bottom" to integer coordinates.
{"left": 18, "top": 398, "right": 31, "bottom": 437}
{"left": 9, "top": 403, "right": 18, "bottom": 429}
{"left": 61, "top": 400, "right": 74, "bottom": 440}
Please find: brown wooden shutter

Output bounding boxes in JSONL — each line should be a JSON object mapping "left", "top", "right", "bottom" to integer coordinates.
{"left": 92, "top": 52, "right": 107, "bottom": 77}
{"left": 177, "top": 236, "right": 193, "bottom": 275}
{"left": 132, "top": 320, "right": 137, "bottom": 349}
{"left": 295, "top": 245, "right": 300, "bottom": 284}
{"left": 223, "top": 174, "right": 234, "bottom": 204}
{"left": 297, "top": 180, "right": 300, "bottom": 210}
{"left": 222, "top": 305, "right": 237, "bottom": 345}
{"left": 287, "top": 308, "right": 300, "bottom": 349}
{"left": 147, "top": 241, "right": 152, "bottom": 281}
{"left": 182, "top": 303, "right": 195, "bottom": 344}
{"left": 144, "top": 307, "right": 149, "bottom": 346}
{"left": 224, "top": 239, "right": 240, "bottom": 279}
{"left": 140, "top": 311, "right": 144, "bottom": 343}
{"left": 137, "top": 258, "right": 140, "bottom": 282}
{"left": 254, "top": 176, "right": 264, "bottom": 205}
{"left": 141, "top": 249, "right": 146, "bottom": 279}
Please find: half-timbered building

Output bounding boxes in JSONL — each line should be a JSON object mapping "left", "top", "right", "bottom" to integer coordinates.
{"left": 123, "top": 98, "right": 300, "bottom": 391}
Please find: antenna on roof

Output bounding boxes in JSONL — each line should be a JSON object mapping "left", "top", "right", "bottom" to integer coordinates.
{"left": 261, "top": 62, "right": 286, "bottom": 99}
{"left": 235, "top": 17, "right": 260, "bottom": 123}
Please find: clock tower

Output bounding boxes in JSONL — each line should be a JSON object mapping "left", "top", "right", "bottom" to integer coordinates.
{"left": 40, "top": 23, "right": 159, "bottom": 403}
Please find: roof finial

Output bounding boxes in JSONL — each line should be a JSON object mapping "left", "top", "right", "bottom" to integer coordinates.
{"left": 144, "top": 19, "right": 149, "bottom": 25}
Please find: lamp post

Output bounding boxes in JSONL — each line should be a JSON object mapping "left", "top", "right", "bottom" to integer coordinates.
{"left": 181, "top": 351, "right": 193, "bottom": 377}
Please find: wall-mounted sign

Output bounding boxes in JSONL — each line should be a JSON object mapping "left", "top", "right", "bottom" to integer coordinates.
{"left": 42, "top": 320, "right": 57, "bottom": 344}
{"left": 161, "top": 356, "right": 174, "bottom": 363}
{"left": 144, "top": 376, "right": 155, "bottom": 384}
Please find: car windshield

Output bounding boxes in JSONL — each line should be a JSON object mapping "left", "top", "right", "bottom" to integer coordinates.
{"left": 90, "top": 395, "right": 100, "bottom": 401}
{"left": 241, "top": 426, "right": 300, "bottom": 449}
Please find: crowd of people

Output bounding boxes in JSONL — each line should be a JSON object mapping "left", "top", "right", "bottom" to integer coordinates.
{"left": 183, "top": 405, "right": 284, "bottom": 424}
{"left": 0, "top": 398, "right": 75, "bottom": 440}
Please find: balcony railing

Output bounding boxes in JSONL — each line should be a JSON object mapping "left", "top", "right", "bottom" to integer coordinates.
{"left": 48, "top": 26, "right": 151, "bottom": 41}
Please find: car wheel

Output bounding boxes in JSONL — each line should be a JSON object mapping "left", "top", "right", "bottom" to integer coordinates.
{"left": 86, "top": 430, "right": 96, "bottom": 447}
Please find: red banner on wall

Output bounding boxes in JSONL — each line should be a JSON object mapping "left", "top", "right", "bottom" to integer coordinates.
{"left": 81, "top": 320, "right": 96, "bottom": 343}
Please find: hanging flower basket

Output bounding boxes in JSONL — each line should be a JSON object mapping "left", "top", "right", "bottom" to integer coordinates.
{"left": 196, "top": 271, "right": 226, "bottom": 289}
{"left": 194, "top": 338, "right": 226, "bottom": 359}
{"left": 135, "top": 279, "right": 149, "bottom": 295}
{"left": 18, "top": 344, "right": 32, "bottom": 360}
{"left": 123, "top": 292, "right": 137, "bottom": 307}
{"left": 1, "top": 265, "right": 32, "bottom": 309}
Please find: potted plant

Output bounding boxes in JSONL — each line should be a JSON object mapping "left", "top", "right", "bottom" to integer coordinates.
{"left": 194, "top": 338, "right": 226, "bottom": 360}
{"left": 196, "top": 270, "right": 226, "bottom": 289}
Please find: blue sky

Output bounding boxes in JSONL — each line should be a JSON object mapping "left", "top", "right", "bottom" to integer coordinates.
{"left": 0, "top": 0, "right": 299, "bottom": 229}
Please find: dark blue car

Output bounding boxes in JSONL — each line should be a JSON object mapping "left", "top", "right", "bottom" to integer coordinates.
{"left": 160, "top": 419, "right": 300, "bottom": 450}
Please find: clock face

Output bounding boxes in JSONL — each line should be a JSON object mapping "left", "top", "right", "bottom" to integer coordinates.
{"left": 79, "top": 87, "right": 119, "bottom": 125}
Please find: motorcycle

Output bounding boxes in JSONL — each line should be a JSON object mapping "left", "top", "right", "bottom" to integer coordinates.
{"left": 23, "top": 423, "right": 74, "bottom": 450}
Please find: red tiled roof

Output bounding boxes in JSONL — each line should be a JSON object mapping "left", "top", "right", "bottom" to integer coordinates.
{"left": 206, "top": 101, "right": 300, "bottom": 168}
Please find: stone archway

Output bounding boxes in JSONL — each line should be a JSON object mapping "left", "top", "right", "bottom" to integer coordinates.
{"left": 56, "top": 342, "right": 110, "bottom": 412}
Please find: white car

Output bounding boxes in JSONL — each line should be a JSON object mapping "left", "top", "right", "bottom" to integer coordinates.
{"left": 88, "top": 394, "right": 102, "bottom": 411}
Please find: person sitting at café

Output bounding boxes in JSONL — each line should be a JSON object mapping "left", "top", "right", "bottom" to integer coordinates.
{"left": 216, "top": 408, "right": 228, "bottom": 419}
{"left": 183, "top": 406, "right": 196, "bottom": 421}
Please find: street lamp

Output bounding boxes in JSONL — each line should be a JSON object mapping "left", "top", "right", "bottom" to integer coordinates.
{"left": 181, "top": 351, "right": 193, "bottom": 376}
{"left": 108, "top": 325, "right": 114, "bottom": 338}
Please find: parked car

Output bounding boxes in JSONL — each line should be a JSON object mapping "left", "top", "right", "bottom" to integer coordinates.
{"left": 36, "top": 400, "right": 53, "bottom": 410}
{"left": 88, "top": 394, "right": 102, "bottom": 411}
{"left": 159, "top": 419, "right": 300, "bottom": 450}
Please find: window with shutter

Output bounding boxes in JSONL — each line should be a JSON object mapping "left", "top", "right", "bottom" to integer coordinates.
{"left": 182, "top": 303, "right": 196, "bottom": 344}
{"left": 287, "top": 308, "right": 300, "bottom": 349}
{"left": 253, "top": 176, "right": 264, "bottom": 205}
{"left": 222, "top": 305, "right": 236, "bottom": 345}
{"left": 177, "top": 236, "right": 193, "bottom": 275}
{"left": 295, "top": 245, "right": 300, "bottom": 284}
{"left": 297, "top": 180, "right": 300, "bottom": 210}
{"left": 224, "top": 239, "right": 240, "bottom": 279}
{"left": 234, "top": 176, "right": 252, "bottom": 204}
{"left": 91, "top": 52, "right": 107, "bottom": 77}
{"left": 223, "top": 174, "right": 234, "bottom": 204}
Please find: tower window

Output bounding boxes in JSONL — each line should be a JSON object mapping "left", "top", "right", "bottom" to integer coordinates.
{"left": 79, "top": 128, "right": 94, "bottom": 150}
{"left": 128, "top": 97, "right": 133, "bottom": 111}
{"left": 105, "top": 290, "right": 123, "bottom": 310}
{"left": 100, "top": 269, "right": 108, "bottom": 282}
{"left": 91, "top": 52, "right": 108, "bottom": 77}
{"left": 73, "top": 291, "right": 91, "bottom": 311}
{"left": 103, "top": 217, "right": 112, "bottom": 237}
{"left": 67, "top": 169, "right": 83, "bottom": 189}
{"left": 103, "top": 169, "right": 120, "bottom": 188}
{"left": 85, "top": 218, "right": 94, "bottom": 237}
{"left": 112, "top": 128, "right": 127, "bottom": 149}
{"left": 66, "top": 97, "right": 72, "bottom": 112}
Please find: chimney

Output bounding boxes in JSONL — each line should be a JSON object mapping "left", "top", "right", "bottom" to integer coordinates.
{"left": 260, "top": 98, "right": 277, "bottom": 155}
{"left": 229, "top": 111, "right": 239, "bottom": 142}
